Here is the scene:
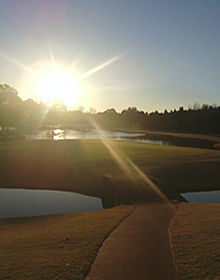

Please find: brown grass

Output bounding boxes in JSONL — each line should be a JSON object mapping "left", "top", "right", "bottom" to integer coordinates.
{"left": 169, "top": 203, "right": 220, "bottom": 280}
{"left": 0, "top": 205, "right": 134, "bottom": 280}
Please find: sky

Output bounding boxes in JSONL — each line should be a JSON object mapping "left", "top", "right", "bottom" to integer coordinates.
{"left": 0, "top": 0, "right": 219, "bottom": 113}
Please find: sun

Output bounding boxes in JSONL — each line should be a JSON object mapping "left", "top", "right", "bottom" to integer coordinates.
{"left": 20, "top": 53, "right": 126, "bottom": 109}
{"left": 35, "top": 68, "right": 81, "bottom": 107}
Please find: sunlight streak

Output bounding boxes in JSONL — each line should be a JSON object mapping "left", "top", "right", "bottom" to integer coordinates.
{"left": 89, "top": 120, "right": 173, "bottom": 205}
{"left": 47, "top": 43, "right": 57, "bottom": 70}
{"left": 67, "top": 60, "right": 78, "bottom": 76}
{"left": 0, "top": 50, "right": 41, "bottom": 79}
{"left": 76, "top": 52, "right": 129, "bottom": 82}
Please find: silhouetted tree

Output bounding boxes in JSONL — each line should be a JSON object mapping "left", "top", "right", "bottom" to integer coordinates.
{"left": 0, "top": 84, "right": 24, "bottom": 140}
{"left": 23, "top": 99, "right": 47, "bottom": 131}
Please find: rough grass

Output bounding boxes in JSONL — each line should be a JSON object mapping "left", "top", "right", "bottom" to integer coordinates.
{"left": 170, "top": 203, "right": 220, "bottom": 280}
{"left": 0, "top": 205, "right": 134, "bottom": 280}
{"left": 0, "top": 139, "right": 220, "bottom": 199}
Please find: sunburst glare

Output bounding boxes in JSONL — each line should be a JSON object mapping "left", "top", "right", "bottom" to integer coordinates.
{"left": 0, "top": 49, "right": 128, "bottom": 110}
{"left": 34, "top": 67, "right": 81, "bottom": 106}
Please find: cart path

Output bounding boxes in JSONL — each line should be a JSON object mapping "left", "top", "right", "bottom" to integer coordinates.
{"left": 86, "top": 202, "right": 179, "bottom": 280}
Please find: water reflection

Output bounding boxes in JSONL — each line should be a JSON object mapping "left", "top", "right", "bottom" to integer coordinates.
{"left": 64, "top": 129, "right": 145, "bottom": 141}
{"left": 0, "top": 188, "right": 102, "bottom": 219}
{"left": 25, "top": 129, "right": 170, "bottom": 145}
{"left": 181, "top": 190, "right": 220, "bottom": 203}
{"left": 53, "top": 129, "right": 64, "bottom": 140}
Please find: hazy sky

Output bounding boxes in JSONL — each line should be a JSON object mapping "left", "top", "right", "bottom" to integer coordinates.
{"left": 0, "top": 0, "right": 219, "bottom": 112}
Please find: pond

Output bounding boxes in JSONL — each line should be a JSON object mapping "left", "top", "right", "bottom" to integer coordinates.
{"left": 1, "top": 188, "right": 219, "bottom": 219}
{"left": 25, "top": 129, "right": 171, "bottom": 145}
{"left": 181, "top": 190, "right": 220, "bottom": 204}
{"left": 0, "top": 188, "right": 103, "bottom": 219}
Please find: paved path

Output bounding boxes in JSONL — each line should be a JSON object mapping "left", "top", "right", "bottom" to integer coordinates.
{"left": 86, "top": 202, "right": 179, "bottom": 280}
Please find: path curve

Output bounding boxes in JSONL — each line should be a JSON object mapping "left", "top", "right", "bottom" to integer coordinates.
{"left": 86, "top": 202, "right": 179, "bottom": 280}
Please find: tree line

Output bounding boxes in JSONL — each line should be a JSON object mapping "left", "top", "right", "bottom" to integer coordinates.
{"left": 93, "top": 105, "right": 220, "bottom": 134}
{"left": 1, "top": 84, "right": 220, "bottom": 139}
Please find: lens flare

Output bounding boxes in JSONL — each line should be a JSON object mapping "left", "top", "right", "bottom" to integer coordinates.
{"left": 34, "top": 69, "right": 81, "bottom": 106}
{"left": 88, "top": 120, "right": 174, "bottom": 206}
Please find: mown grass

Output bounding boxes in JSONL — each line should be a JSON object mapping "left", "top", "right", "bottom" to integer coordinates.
{"left": 170, "top": 203, "right": 220, "bottom": 280}
{"left": 0, "top": 205, "right": 134, "bottom": 280}
{"left": 0, "top": 139, "right": 220, "bottom": 200}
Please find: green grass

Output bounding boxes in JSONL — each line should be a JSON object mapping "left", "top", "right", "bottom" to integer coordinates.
{"left": 0, "top": 205, "right": 134, "bottom": 280}
{"left": 170, "top": 203, "right": 220, "bottom": 280}
{"left": 0, "top": 139, "right": 220, "bottom": 200}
